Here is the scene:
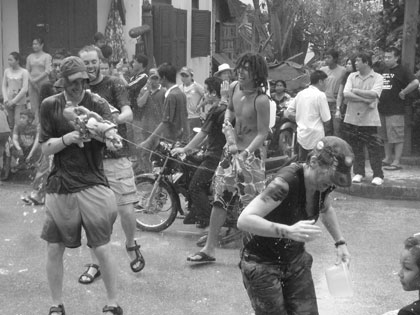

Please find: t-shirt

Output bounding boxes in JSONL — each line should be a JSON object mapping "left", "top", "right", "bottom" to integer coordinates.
{"left": 399, "top": 300, "right": 420, "bottom": 315}
{"left": 243, "top": 163, "right": 334, "bottom": 263}
{"left": 162, "top": 85, "right": 189, "bottom": 143}
{"left": 179, "top": 82, "right": 204, "bottom": 119}
{"left": 287, "top": 85, "right": 331, "bottom": 150}
{"left": 200, "top": 103, "right": 227, "bottom": 159}
{"left": 379, "top": 64, "right": 416, "bottom": 116}
{"left": 39, "top": 92, "right": 112, "bottom": 194}
{"left": 127, "top": 71, "right": 148, "bottom": 119}
{"left": 320, "top": 65, "right": 347, "bottom": 103}
{"left": 14, "top": 122, "right": 37, "bottom": 149}
{"left": 89, "top": 75, "right": 130, "bottom": 159}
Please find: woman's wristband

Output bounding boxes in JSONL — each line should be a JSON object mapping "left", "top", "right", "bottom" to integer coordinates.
{"left": 62, "top": 136, "right": 69, "bottom": 147}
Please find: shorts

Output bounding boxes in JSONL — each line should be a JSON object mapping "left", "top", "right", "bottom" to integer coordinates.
{"left": 103, "top": 157, "right": 137, "bottom": 206}
{"left": 378, "top": 114, "right": 405, "bottom": 143}
{"left": 41, "top": 185, "right": 118, "bottom": 248}
{"left": 213, "top": 149, "right": 265, "bottom": 212}
{"left": 239, "top": 251, "right": 318, "bottom": 315}
{"left": 0, "top": 132, "right": 10, "bottom": 147}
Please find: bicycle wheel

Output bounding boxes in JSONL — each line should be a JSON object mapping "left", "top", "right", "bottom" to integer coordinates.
{"left": 134, "top": 176, "right": 178, "bottom": 232}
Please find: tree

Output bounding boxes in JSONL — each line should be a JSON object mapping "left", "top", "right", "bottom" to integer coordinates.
{"left": 301, "top": 0, "right": 382, "bottom": 59}
{"left": 262, "top": 0, "right": 382, "bottom": 63}
{"left": 265, "top": 0, "right": 306, "bottom": 62}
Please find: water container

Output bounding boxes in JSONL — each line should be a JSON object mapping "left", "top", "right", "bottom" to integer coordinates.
{"left": 325, "top": 263, "right": 353, "bottom": 297}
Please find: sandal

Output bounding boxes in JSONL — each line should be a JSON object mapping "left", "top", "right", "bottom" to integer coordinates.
{"left": 103, "top": 305, "right": 123, "bottom": 315}
{"left": 49, "top": 304, "right": 65, "bottom": 315}
{"left": 78, "top": 263, "right": 101, "bottom": 284}
{"left": 187, "top": 252, "right": 216, "bottom": 263}
{"left": 126, "top": 240, "right": 145, "bottom": 273}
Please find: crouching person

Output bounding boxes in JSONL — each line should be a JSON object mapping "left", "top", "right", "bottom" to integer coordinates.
{"left": 237, "top": 136, "right": 353, "bottom": 315}
{"left": 39, "top": 56, "right": 123, "bottom": 315}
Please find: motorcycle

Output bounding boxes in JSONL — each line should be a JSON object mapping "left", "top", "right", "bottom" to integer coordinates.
{"left": 134, "top": 140, "right": 296, "bottom": 233}
{"left": 268, "top": 107, "right": 297, "bottom": 158}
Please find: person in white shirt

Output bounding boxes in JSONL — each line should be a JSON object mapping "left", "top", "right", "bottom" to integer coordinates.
{"left": 285, "top": 70, "right": 331, "bottom": 161}
{"left": 179, "top": 67, "right": 204, "bottom": 140}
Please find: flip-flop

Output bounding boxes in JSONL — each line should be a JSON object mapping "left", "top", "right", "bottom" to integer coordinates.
{"left": 384, "top": 165, "right": 402, "bottom": 171}
{"left": 187, "top": 252, "right": 216, "bottom": 263}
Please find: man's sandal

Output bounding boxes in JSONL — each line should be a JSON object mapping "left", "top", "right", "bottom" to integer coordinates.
{"left": 103, "top": 305, "right": 123, "bottom": 314}
{"left": 78, "top": 263, "right": 101, "bottom": 284}
{"left": 49, "top": 304, "right": 65, "bottom": 315}
{"left": 126, "top": 240, "right": 145, "bottom": 273}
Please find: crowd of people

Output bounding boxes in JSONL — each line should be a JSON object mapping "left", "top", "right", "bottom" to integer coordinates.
{"left": 0, "top": 31, "right": 419, "bottom": 315}
{"left": 285, "top": 48, "right": 419, "bottom": 187}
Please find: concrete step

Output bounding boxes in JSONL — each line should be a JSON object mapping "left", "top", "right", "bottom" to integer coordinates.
{"left": 336, "top": 163, "right": 420, "bottom": 201}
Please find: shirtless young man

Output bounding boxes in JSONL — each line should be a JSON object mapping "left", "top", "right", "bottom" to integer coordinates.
{"left": 187, "top": 52, "right": 271, "bottom": 262}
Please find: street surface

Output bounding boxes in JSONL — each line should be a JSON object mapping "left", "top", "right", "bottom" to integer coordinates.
{"left": 0, "top": 181, "right": 418, "bottom": 315}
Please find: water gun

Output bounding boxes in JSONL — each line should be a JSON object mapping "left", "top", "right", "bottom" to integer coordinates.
{"left": 220, "top": 120, "right": 237, "bottom": 169}
{"left": 63, "top": 106, "right": 122, "bottom": 150}
{"left": 222, "top": 120, "right": 237, "bottom": 154}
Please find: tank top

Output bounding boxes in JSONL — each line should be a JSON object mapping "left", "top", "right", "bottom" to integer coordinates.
{"left": 243, "top": 163, "right": 335, "bottom": 263}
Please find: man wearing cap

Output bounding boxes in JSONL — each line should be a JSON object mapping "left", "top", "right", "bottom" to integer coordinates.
{"left": 140, "top": 62, "right": 188, "bottom": 149}
{"left": 39, "top": 56, "right": 123, "bottom": 314}
{"left": 78, "top": 45, "right": 145, "bottom": 285}
{"left": 179, "top": 66, "right": 204, "bottom": 140}
{"left": 135, "top": 68, "right": 166, "bottom": 173}
{"left": 237, "top": 136, "right": 352, "bottom": 315}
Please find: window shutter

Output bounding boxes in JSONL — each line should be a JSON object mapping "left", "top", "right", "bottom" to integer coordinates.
{"left": 191, "top": 10, "right": 211, "bottom": 58}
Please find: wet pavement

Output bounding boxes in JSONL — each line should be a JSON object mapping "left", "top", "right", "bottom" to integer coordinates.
{"left": 0, "top": 182, "right": 419, "bottom": 315}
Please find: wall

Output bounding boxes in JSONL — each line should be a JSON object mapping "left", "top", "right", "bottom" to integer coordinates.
{"left": 0, "top": 0, "right": 211, "bottom": 91}
{"left": 0, "top": 0, "right": 19, "bottom": 91}
{"left": 0, "top": 0, "right": 141, "bottom": 95}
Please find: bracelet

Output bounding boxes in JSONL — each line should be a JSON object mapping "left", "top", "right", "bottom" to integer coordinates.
{"left": 62, "top": 136, "right": 69, "bottom": 147}
{"left": 334, "top": 240, "right": 346, "bottom": 248}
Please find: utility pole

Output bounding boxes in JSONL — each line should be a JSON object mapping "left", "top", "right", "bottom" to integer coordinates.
{"left": 401, "top": 0, "right": 418, "bottom": 155}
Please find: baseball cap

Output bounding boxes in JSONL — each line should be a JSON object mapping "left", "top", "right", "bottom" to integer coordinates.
{"left": 312, "top": 136, "right": 354, "bottom": 187}
{"left": 214, "top": 63, "right": 233, "bottom": 77}
{"left": 180, "top": 66, "right": 193, "bottom": 76}
{"left": 57, "top": 56, "right": 89, "bottom": 84}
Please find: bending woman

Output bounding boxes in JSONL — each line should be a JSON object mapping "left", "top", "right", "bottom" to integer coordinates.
{"left": 238, "top": 136, "right": 353, "bottom": 315}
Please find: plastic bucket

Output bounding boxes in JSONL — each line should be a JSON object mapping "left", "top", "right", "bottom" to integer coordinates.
{"left": 325, "top": 263, "right": 353, "bottom": 297}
